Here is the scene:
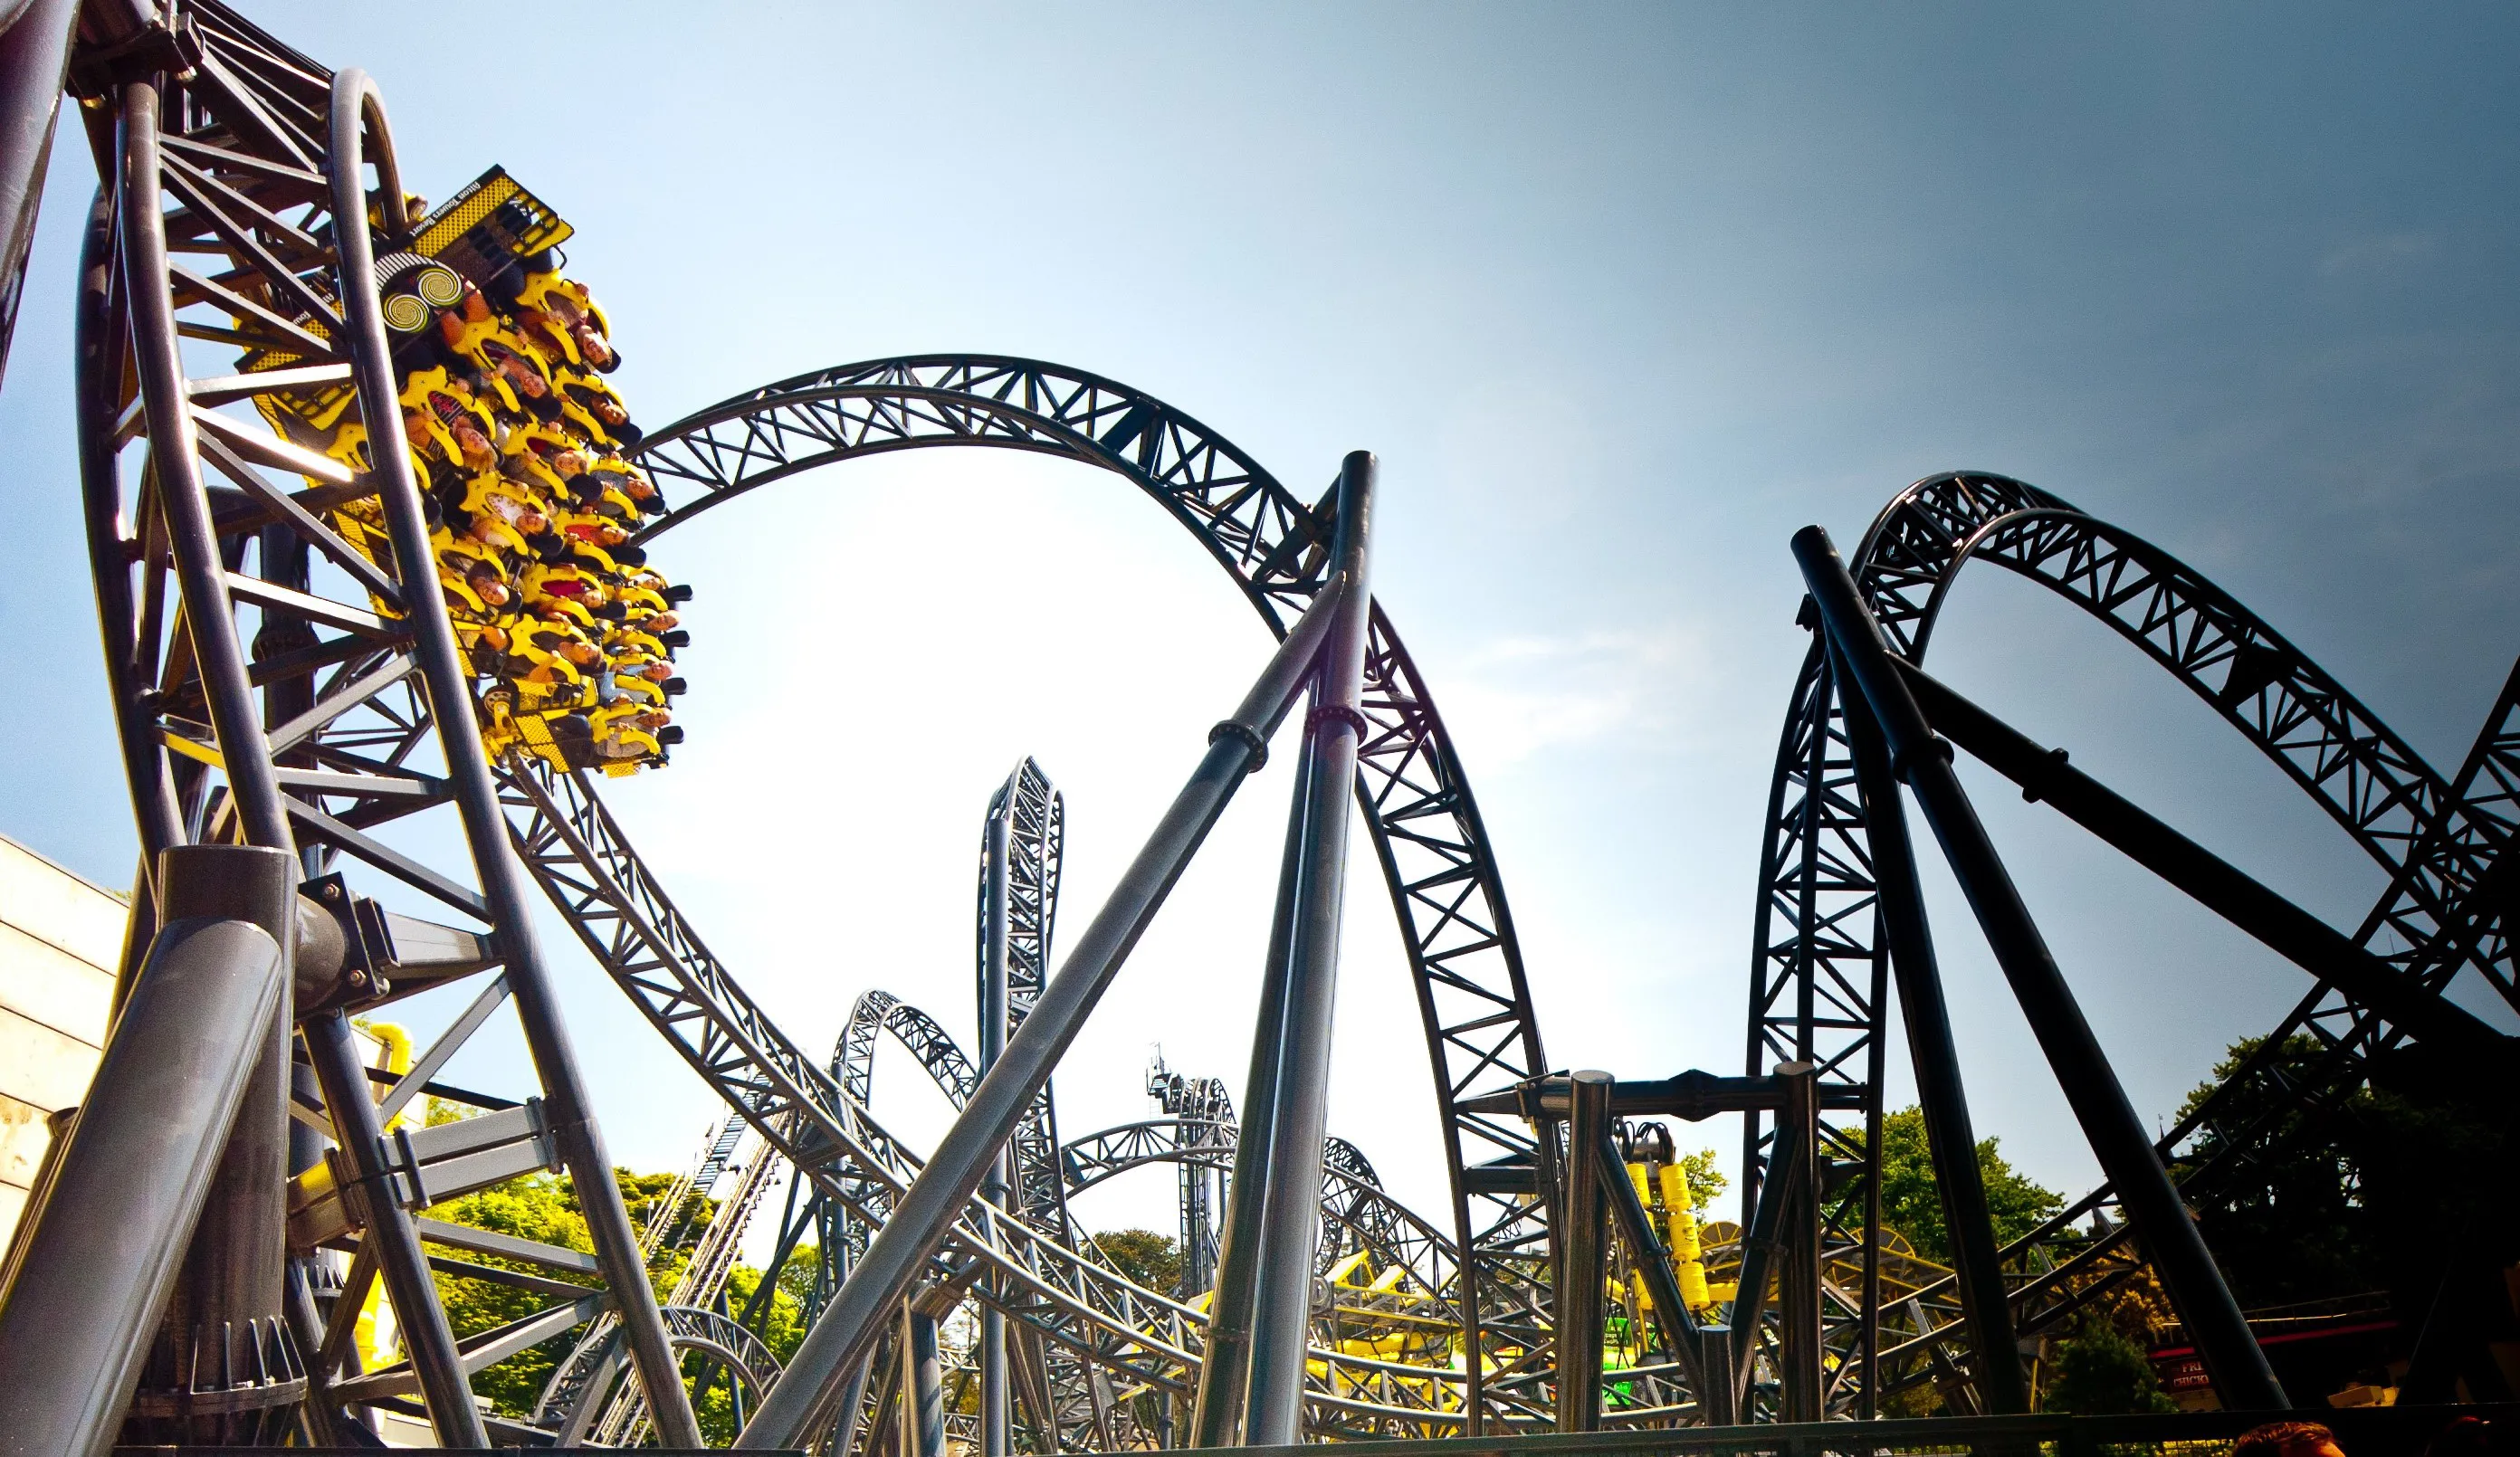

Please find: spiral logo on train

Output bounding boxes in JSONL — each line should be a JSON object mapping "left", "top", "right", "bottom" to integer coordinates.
{"left": 248, "top": 167, "right": 691, "bottom": 776}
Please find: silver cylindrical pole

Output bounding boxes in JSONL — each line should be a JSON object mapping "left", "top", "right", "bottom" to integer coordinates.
{"left": 1555, "top": 1070, "right": 1611, "bottom": 1433}
{"left": 1240, "top": 452, "right": 1378, "bottom": 1448}
{"left": 737, "top": 576, "right": 1352, "bottom": 1451}
{"left": 979, "top": 789, "right": 1013, "bottom": 1457}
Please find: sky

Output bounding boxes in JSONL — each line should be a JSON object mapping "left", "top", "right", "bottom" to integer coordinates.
{"left": 2, "top": 3, "right": 2516, "bottom": 1251}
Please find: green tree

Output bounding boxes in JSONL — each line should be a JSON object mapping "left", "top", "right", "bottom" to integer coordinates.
{"left": 1676, "top": 1148, "right": 1727, "bottom": 1211}
{"left": 691, "top": 1259, "right": 811, "bottom": 1443}
{"left": 1093, "top": 1228, "right": 1184, "bottom": 1295}
{"left": 1876, "top": 1106, "right": 2065, "bottom": 1264}
{"left": 420, "top": 1161, "right": 788, "bottom": 1423}
{"left": 2171, "top": 1034, "right": 2515, "bottom": 1324}
{"left": 2043, "top": 1320, "right": 2176, "bottom": 1414}
{"left": 427, "top": 1173, "right": 601, "bottom": 1416}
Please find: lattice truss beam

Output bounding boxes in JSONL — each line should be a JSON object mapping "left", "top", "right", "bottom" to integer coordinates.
{"left": 1747, "top": 471, "right": 2516, "bottom": 1413}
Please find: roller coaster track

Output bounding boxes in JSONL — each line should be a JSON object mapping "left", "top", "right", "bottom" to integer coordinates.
{"left": 1749, "top": 471, "right": 2517, "bottom": 1410}
{"left": 826, "top": 988, "right": 1474, "bottom": 1444}
{"left": 501, "top": 754, "right": 1478, "bottom": 1440}
{"left": 1059, "top": 1118, "right": 1462, "bottom": 1315}
{"left": 628, "top": 355, "right": 1554, "bottom": 1422}
{"left": 986, "top": 759, "right": 1073, "bottom": 1228}
{"left": 831, "top": 986, "right": 1140, "bottom": 1452}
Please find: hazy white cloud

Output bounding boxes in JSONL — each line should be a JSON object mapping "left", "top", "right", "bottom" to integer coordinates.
{"left": 1439, "top": 624, "right": 1718, "bottom": 767}
{"left": 2319, "top": 230, "right": 2437, "bottom": 276}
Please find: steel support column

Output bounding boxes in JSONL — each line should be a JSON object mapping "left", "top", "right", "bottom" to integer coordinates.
{"left": 1794, "top": 524, "right": 2286, "bottom": 1412}
{"left": 1838, "top": 684, "right": 2028, "bottom": 1414}
{"left": 1894, "top": 658, "right": 2508, "bottom": 1061}
{"left": 0, "top": 890, "right": 283, "bottom": 1457}
{"left": 0, "top": 0, "right": 77, "bottom": 388}
{"left": 1192, "top": 724, "right": 1318, "bottom": 1449}
{"left": 1778, "top": 1063, "right": 1823, "bottom": 1424}
{"left": 738, "top": 573, "right": 1353, "bottom": 1451}
{"left": 1727, "top": 1060, "right": 1812, "bottom": 1410}
{"left": 325, "top": 71, "right": 703, "bottom": 1445}
{"left": 1242, "top": 451, "right": 1379, "bottom": 1448}
{"left": 1557, "top": 1070, "right": 1612, "bottom": 1433}
{"left": 979, "top": 795, "right": 1013, "bottom": 1457}
{"left": 907, "top": 1309, "right": 945, "bottom": 1457}
{"left": 133, "top": 846, "right": 305, "bottom": 1444}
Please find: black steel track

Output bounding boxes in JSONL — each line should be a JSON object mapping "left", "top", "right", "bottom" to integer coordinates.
{"left": 628, "top": 355, "right": 1552, "bottom": 1418}
{"left": 1747, "top": 470, "right": 2516, "bottom": 1409}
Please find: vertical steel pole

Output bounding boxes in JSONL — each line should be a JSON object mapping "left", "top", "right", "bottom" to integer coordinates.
{"left": 1191, "top": 729, "right": 1317, "bottom": 1448}
{"left": 1556, "top": 1070, "right": 1612, "bottom": 1433}
{"left": 137, "top": 847, "right": 303, "bottom": 1444}
{"left": 303, "top": 1011, "right": 489, "bottom": 1446}
{"left": 1239, "top": 452, "right": 1378, "bottom": 1449}
{"left": 121, "top": 83, "right": 315, "bottom": 1419}
{"left": 1793, "top": 524, "right": 2287, "bottom": 1412}
{"left": 0, "top": 907, "right": 283, "bottom": 1457}
{"left": 1727, "top": 1061, "right": 1812, "bottom": 1407}
{"left": 326, "top": 72, "right": 704, "bottom": 1445}
{"left": 1838, "top": 678, "right": 2028, "bottom": 1413}
{"left": 739, "top": 577, "right": 1351, "bottom": 1451}
{"left": 1778, "top": 1063, "right": 1823, "bottom": 1424}
{"left": 0, "top": 0, "right": 76, "bottom": 392}
{"left": 979, "top": 795, "right": 1014, "bottom": 1457}
{"left": 907, "top": 1309, "right": 945, "bottom": 1457}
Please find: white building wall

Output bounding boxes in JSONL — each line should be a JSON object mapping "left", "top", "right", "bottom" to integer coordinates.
{"left": 0, "top": 836, "right": 128, "bottom": 1253}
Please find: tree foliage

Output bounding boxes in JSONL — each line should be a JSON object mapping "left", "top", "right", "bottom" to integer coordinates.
{"left": 2170, "top": 1033, "right": 2515, "bottom": 1357}
{"left": 426, "top": 1172, "right": 601, "bottom": 1418}
{"left": 1093, "top": 1228, "right": 1184, "bottom": 1296}
{"left": 1675, "top": 1147, "right": 1727, "bottom": 1212}
{"left": 419, "top": 1159, "right": 803, "bottom": 1427}
{"left": 1876, "top": 1106, "right": 2066, "bottom": 1265}
{"left": 2042, "top": 1320, "right": 2177, "bottom": 1414}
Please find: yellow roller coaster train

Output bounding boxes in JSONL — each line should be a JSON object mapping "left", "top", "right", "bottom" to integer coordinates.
{"left": 247, "top": 166, "right": 692, "bottom": 776}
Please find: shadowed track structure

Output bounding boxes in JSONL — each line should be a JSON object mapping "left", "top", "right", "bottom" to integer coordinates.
{"left": 0, "top": 3, "right": 2508, "bottom": 1452}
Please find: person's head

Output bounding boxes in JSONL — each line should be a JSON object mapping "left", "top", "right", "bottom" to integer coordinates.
{"left": 642, "top": 660, "right": 673, "bottom": 681}
{"left": 592, "top": 395, "right": 629, "bottom": 426}
{"left": 623, "top": 473, "right": 656, "bottom": 500}
{"left": 578, "top": 328, "right": 617, "bottom": 368}
{"left": 597, "top": 522, "right": 626, "bottom": 547}
{"left": 499, "top": 352, "right": 548, "bottom": 397}
{"left": 553, "top": 448, "right": 587, "bottom": 479}
{"left": 449, "top": 416, "right": 495, "bottom": 471}
{"left": 640, "top": 709, "right": 672, "bottom": 729}
{"left": 517, "top": 509, "right": 549, "bottom": 536}
{"left": 2423, "top": 1417, "right": 2491, "bottom": 1457}
{"left": 2236, "top": 1422, "right": 2344, "bottom": 1457}
{"left": 644, "top": 611, "right": 679, "bottom": 632}
{"left": 559, "top": 640, "right": 601, "bottom": 667}
{"left": 469, "top": 568, "right": 510, "bottom": 608}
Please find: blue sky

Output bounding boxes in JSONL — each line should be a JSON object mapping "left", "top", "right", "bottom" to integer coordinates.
{"left": 3, "top": 3, "right": 2515, "bottom": 1235}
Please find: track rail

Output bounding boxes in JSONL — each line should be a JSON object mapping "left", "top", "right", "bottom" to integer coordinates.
{"left": 629, "top": 355, "right": 1552, "bottom": 1421}
{"left": 499, "top": 754, "right": 1476, "bottom": 1438}
{"left": 1748, "top": 471, "right": 2516, "bottom": 1409}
